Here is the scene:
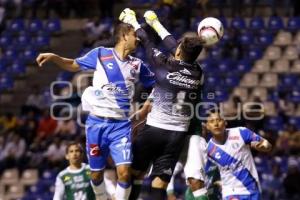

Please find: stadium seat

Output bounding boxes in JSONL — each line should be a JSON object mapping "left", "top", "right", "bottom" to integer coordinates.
{"left": 263, "top": 102, "right": 277, "bottom": 116}
{"left": 264, "top": 116, "right": 284, "bottom": 131}
{"left": 231, "top": 17, "right": 246, "bottom": 29}
{"left": 268, "top": 16, "right": 284, "bottom": 32}
{"left": 218, "top": 60, "right": 232, "bottom": 73}
{"left": 34, "top": 34, "right": 50, "bottom": 49}
{"left": 263, "top": 46, "right": 281, "bottom": 60}
{"left": 214, "top": 88, "right": 229, "bottom": 102}
{"left": 9, "top": 60, "right": 26, "bottom": 76}
{"left": 27, "top": 19, "right": 43, "bottom": 33}
{"left": 252, "top": 59, "right": 270, "bottom": 73}
{"left": 235, "top": 59, "right": 251, "bottom": 75}
{"left": 20, "top": 169, "right": 38, "bottom": 186}
{"left": 287, "top": 89, "right": 300, "bottom": 103}
{"left": 8, "top": 18, "right": 25, "bottom": 33}
{"left": 274, "top": 31, "right": 292, "bottom": 46}
{"left": 248, "top": 47, "right": 263, "bottom": 61}
{"left": 249, "top": 17, "right": 265, "bottom": 30}
{"left": 288, "top": 116, "right": 300, "bottom": 129}
{"left": 240, "top": 73, "right": 259, "bottom": 87}
{"left": 4, "top": 47, "right": 19, "bottom": 61}
{"left": 287, "top": 17, "right": 300, "bottom": 32}
{"left": 239, "top": 32, "right": 254, "bottom": 45}
{"left": 22, "top": 47, "right": 38, "bottom": 63}
{"left": 282, "top": 46, "right": 298, "bottom": 61}
{"left": 272, "top": 59, "right": 290, "bottom": 73}
{"left": 0, "top": 34, "right": 12, "bottom": 48}
{"left": 0, "top": 59, "right": 7, "bottom": 73}
{"left": 250, "top": 87, "right": 268, "bottom": 101}
{"left": 0, "top": 168, "right": 19, "bottom": 185}
{"left": 220, "top": 100, "right": 238, "bottom": 117}
{"left": 268, "top": 90, "right": 280, "bottom": 102}
{"left": 232, "top": 87, "right": 249, "bottom": 102}
{"left": 291, "top": 60, "right": 300, "bottom": 73}
{"left": 0, "top": 74, "right": 13, "bottom": 90}
{"left": 206, "top": 75, "right": 219, "bottom": 89}
{"left": 15, "top": 34, "right": 32, "bottom": 48}
{"left": 45, "top": 18, "right": 61, "bottom": 33}
{"left": 292, "top": 31, "right": 300, "bottom": 45}
{"left": 224, "top": 75, "right": 239, "bottom": 88}
{"left": 279, "top": 74, "right": 297, "bottom": 90}
{"left": 260, "top": 73, "right": 278, "bottom": 88}
{"left": 257, "top": 32, "right": 273, "bottom": 47}
{"left": 5, "top": 184, "right": 24, "bottom": 199}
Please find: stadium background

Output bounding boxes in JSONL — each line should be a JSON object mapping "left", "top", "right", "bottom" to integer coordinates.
{"left": 0, "top": 0, "right": 300, "bottom": 199}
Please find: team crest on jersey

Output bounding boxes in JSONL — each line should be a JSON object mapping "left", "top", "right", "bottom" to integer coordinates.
{"left": 215, "top": 152, "right": 221, "bottom": 159}
{"left": 89, "top": 144, "right": 100, "bottom": 157}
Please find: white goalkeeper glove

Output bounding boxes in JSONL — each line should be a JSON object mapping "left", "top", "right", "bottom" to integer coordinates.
{"left": 144, "top": 10, "right": 170, "bottom": 39}
{"left": 119, "top": 8, "right": 141, "bottom": 31}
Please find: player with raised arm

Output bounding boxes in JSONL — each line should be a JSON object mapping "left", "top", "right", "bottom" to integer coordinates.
{"left": 36, "top": 22, "right": 155, "bottom": 200}
{"left": 119, "top": 9, "right": 204, "bottom": 200}
{"left": 53, "top": 142, "right": 95, "bottom": 200}
{"left": 205, "top": 109, "right": 272, "bottom": 200}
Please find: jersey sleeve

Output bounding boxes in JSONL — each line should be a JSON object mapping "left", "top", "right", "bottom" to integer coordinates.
{"left": 139, "top": 62, "right": 155, "bottom": 88}
{"left": 162, "top": 35, "right": 178, "bottom": 55}
{"left": 75, "top": 47, "right": 99, "bottom": 70}
{"left": 136, "top": 28, "right": 168, "bottom": 68}
{"left": 239, "top": 127, "right": 262, "bottom": 144}
{"left": 53, "top": 176, "right": 65, "bottom": 200}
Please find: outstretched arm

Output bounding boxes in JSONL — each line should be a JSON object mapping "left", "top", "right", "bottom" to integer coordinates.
{"left": 36, "top": 53, "right": 80, "bottom": 72}
{"left": 144, "top": 10, "right": 178, "bottom": 55}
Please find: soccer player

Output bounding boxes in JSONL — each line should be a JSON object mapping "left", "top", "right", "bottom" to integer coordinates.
{"left": 53, "top": 142, "right": 95, "bottom": 200}
{"left": 36, "top": 22, "right": 155, "bottom": 200}
{"left": 119, "top": 9, "right": 204, "bottom": 200}
{"left": 205, "top": 109, "right": 272, "bottom": 199}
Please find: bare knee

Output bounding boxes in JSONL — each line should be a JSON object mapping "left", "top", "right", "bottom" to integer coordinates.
{"left": 117, "top": 165, "right": 131, "bottom": 182}
{"left": 91, "top": 171, "right": 104, "bottom": 182}
{"left": 187, "top": 178, "right": 205, "bottom": 192}
{"left": 152, "top": 177, "right": 169, "bottom": 189}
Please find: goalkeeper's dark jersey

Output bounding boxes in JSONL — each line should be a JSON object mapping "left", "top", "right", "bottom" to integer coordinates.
{"left": 136, "top": 28, "right": 204, "bottom": 132}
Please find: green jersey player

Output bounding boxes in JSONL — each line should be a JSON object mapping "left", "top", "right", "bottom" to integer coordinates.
{"left": 53, "top": 142, "right": 95, "bottom": 200}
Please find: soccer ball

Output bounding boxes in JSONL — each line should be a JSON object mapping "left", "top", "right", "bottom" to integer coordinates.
{"left": 197, "top": 17, "right": 224, "bottom": 46}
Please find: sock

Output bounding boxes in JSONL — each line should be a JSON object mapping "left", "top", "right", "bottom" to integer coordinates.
{"left": 193, "top": 188, "right": 209, "bottom": 200}
{"left": 115, "top": 181, "right": 132, "bottom": 200}
{"left": 91, "top": 180, "right": 108, "bottom": 199}
{"left": 150, "top": 187, "right": 167, "bottom": 200}
{"left": 104, "top": 170, "right": 117, "bottom": 198}
{"left": 129, "top": 179, "right": 143, "bottom": 200}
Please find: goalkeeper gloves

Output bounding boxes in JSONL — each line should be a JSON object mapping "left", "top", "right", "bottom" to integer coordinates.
{"left": 119, "top": 8, "right": 141, "bottom": 31}
{"left": 144, "top": 10, "right": 170, "bottom": 39}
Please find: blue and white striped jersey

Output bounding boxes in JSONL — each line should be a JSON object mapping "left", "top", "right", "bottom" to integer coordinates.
{"left": 75, "top": 47, "right": 155, "bottom": 119}
{"left": 207, "top": 127, "right": 262, "bottom": 198}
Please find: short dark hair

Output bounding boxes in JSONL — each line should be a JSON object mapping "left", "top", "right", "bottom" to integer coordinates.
{"left": 180, "top": 36, "right": 203, "bottom": 63}
{"left": 66, "top": 142, "right": 83, "bottom": 154}
{"left": 113, "top": 22, "right": 134, "bottom": 43}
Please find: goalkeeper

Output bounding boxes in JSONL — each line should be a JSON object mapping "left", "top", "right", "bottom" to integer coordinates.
{"left": 119, "top": 9, "right": 206, "bottom": 200}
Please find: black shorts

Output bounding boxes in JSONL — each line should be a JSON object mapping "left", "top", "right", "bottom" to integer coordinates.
{"left": 131, "top": 125, "right": 187, "bottom": 182}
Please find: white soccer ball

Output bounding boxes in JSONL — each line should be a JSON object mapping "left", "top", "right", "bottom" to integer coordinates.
{"left": 197, "top": 17, "right": 224, "bottom": 46}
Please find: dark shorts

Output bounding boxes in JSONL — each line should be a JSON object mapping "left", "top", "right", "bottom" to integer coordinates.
{"left": 132, "top": 125, "right": 186, "bottom": 182}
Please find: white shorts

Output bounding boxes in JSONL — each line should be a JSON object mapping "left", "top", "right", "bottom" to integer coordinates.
{"left": 184, "top": 135, "right": 207, "bottom": 182}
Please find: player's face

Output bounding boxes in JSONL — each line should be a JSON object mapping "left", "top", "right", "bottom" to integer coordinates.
{"left": 206, "top": 113, "right": 226, "bottom": 136}
{"left": 125, "top": 29, "right": 138, "bottom": 52}
{"left": 66, "top": 145, "right": 83, "bottom": 165}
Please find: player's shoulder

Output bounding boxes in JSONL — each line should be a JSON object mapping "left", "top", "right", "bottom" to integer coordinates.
{"left": 227, "top": 126, "right": 248, "bottom": 133}
{"left": 128, "top": 55, "right": 142, "bottom": 63}
{"left": 57, "top": 168, "right": 69, "bottom": 178}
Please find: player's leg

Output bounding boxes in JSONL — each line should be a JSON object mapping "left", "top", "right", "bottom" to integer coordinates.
{"left": 150, "top": 130, "right": 186, "bottom": 200}
{"left": 85, "top": 115, "right": 110, "bottom": 199}
{"left": 184, "top": 135, "right": 208, "bottom": 200}
{"left": 104, "top": 167, "right": 117, "bottom": 199}
{"left": 166, "top": 162, "right": 183, "bottom": 200}
{"left": 129, "top": 125, "right": 162, "bottom": 200}
{"left": 109, "top": 120, "right": 133, "bottom": 200}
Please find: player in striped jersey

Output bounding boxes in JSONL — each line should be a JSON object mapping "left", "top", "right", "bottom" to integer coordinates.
{"left": 36, "top": 22, "right": 155, "bottom": 200}
{"left": 205, "top": 109, "right": 272, "bottom": 200}
{"left": 53, "top": 142, "right": 95, "bottom": 200}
